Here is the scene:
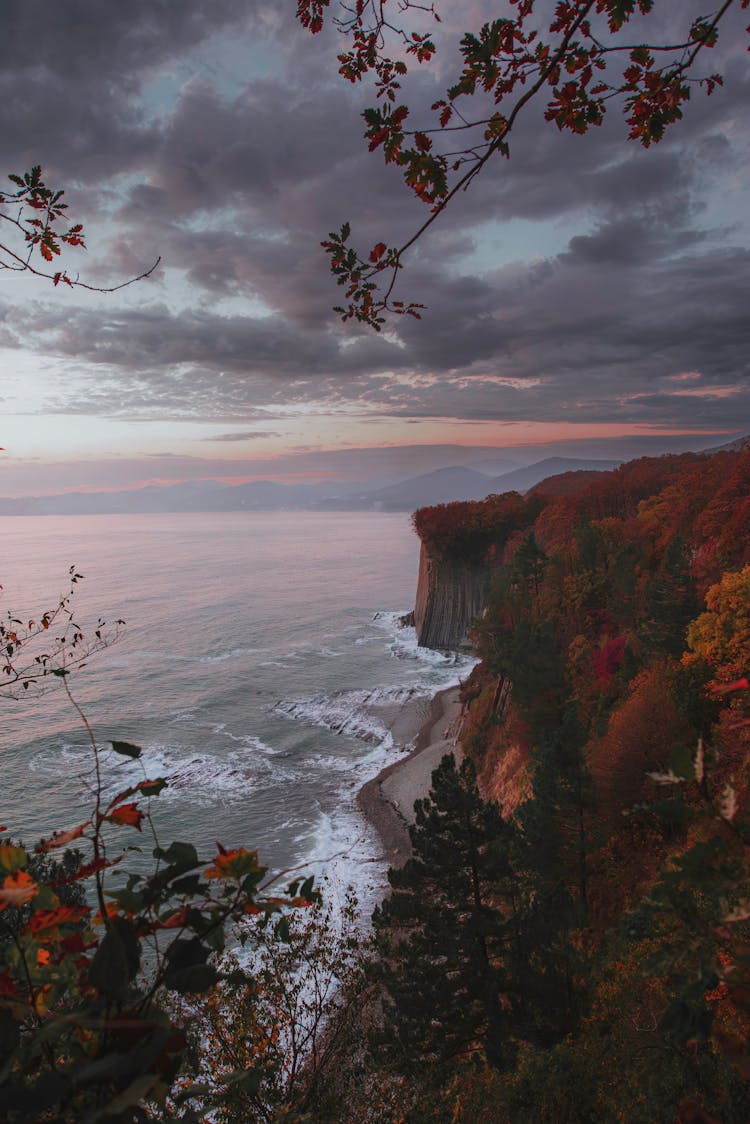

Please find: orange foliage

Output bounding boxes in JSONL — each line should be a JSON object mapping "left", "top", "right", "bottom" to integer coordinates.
{"left": 589, "top": 661, "right": 693, "bottom": 816}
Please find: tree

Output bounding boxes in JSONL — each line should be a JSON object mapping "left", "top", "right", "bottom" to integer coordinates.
{"left": 297, "top": 0, "right": 746, "bottom": 328}
{"left": 641, "top": 535, "right": 701, "bottom": 658}
{"left": 0, "top": 165, "right": 158, "bottom": 292}
{"left": 371, "top": 753, "right": 520, "bottom": 1072}
{"left": 0, "top": 578, "right": 312, "bottom": 1122}
{"left": 163, "top": 890, "right": 365, "bottom": 1122}
{"left": 685, "top": 566, "right": 750, "bottom": 684}
{"left": 512, "top": 716, "right": 595, "bottom": 1043}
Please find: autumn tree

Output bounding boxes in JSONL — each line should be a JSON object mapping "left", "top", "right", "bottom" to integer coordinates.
{"left": 163, "top": 891, "right": 365, "bottom": 1122}
{"left": 686, "top": 566, "right": 750, "bottom": 684}
{"left": 297, "top": 0, "right": 747, "bottom": 327}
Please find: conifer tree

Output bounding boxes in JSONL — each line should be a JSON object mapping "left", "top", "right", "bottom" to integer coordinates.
{"left": 642, "top": 535, "right": 700, "bottom": 657}
{"left": 514, "top": 716, "right": 596, "bottom": 1042}
{"left": 370, "top": 754, "right": 519, "bottom": 1072}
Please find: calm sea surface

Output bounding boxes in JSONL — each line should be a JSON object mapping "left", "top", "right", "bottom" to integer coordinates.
{"left": 0, "top": 513, "right": 473, "bottom": 913}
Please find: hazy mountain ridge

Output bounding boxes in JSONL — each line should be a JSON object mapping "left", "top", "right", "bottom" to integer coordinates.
{"left": 0, "top": 457, "right": 620, "bottom": 515}
{"left": 1, "top": 437, "right": 745, "bottom": 515}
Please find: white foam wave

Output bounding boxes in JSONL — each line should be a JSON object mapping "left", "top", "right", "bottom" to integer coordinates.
{"left": 275, "top": 683, "right": 429, "bottom": 747}
{"left": 370, "top": 609, "right": 411, "bottom": 632}
{"left": 371, "top": 608, "right": 479, "bottom": 680}
{"left": 222, "top": 731, "right": 281, "bottom": 755}
{"left": 290, "top": 805, "right": 389, "bottom": 923}
{"left": 125, "top": 748, "right": 262, "bottom": 804}
{"left": 29, "top": 736, "right": 293, "bottom": 808}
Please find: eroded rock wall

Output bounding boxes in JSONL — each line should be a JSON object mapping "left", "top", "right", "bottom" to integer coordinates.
{"left": 413, "top": 541, "right": 490, "bottom": 649}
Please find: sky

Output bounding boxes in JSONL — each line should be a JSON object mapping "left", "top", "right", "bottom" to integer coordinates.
{"left": 0, "top": 0, "right": 748, "bottom": 496}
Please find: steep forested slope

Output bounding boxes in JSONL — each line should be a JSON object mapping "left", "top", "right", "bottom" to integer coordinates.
{"left": 350, "top": 449, "right": 750, "bottom": 1123}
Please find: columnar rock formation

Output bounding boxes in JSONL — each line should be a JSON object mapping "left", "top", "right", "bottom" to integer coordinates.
{"left": 413, "top": 540, "right": 490, "bottom": 649}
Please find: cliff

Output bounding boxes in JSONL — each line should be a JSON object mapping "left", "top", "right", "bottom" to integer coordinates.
{"left": 411, "top": 491, "right": 537, "bottom": 650}
{"left": 413, "top": 541, "right": 490, "bottom": 649}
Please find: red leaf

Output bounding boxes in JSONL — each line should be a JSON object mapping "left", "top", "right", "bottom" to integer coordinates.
{"left": 106, "top": 803, "right": 144, "bottom": 830}
{"left": 36, "top": 821, "right": 90, "bottom": 852}
{"left": 205, "top": 846, "right": 262, "bottom": 880}
{"left": 28, "top": 904, "right": 89, "bottom": 934}
{"left": 106, "top": 777, "right": 166, "bottom": 811}
{"left": 710, "top": 677, "right": 750, "bottom": 695}
{"left": 54, "top": 856, "right": 119, "bottom": 885}
{"left": 369, "top": 242, "right": 387, "bottom": 263}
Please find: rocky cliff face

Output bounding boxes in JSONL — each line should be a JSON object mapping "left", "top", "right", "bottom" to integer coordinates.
{"left": 413, "top": 541, "right": 491, "bottom": 649}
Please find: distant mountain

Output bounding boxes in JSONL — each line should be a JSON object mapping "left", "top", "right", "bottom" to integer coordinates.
{"left": 702, "top": 434, "right": 750, "bottom": 454}
{"left": 486, "top": 457, "right": 622, "bottom": 494}
{"left": 365, "top": 467, "right": 496, "bottom": 511}
{"left": 0, "top": 456, "right": 628, "bottom": 515}
{"left": 462, "top": 457, "right": 519, "bottom": 476}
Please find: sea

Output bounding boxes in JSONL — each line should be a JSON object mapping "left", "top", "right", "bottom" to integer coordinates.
{"left": 0, "top": 512, "right": 475, "bottom": 919}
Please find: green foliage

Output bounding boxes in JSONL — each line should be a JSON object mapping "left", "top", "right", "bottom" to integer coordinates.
{"left": 0, "top": 579, "right": 313, "bottom": 1123}
{"left": 371, "top": 754, "right": 519, "bottom": 1072}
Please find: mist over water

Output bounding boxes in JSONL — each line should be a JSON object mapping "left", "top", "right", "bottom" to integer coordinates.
{"left": 0, "top": 512, "right": 474, "bottom": 913}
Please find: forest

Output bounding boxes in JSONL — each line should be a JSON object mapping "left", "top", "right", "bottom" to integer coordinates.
{"left": 358, "top": 444, "right": 750, "bottom": 1121}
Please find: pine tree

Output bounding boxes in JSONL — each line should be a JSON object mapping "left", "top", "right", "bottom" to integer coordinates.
{"left": 513, "top": 716, "right": 596, "bottom": 1043}
{"left": 642, "top": 535, "right": 700, "bottom": 657}
{"left": 370, "top": 754, "right": 519, "bottom": 1071}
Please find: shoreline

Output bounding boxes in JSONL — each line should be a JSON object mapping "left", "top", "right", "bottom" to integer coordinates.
{"left": 357, "top": 684, "right": 463, "bottom": 869}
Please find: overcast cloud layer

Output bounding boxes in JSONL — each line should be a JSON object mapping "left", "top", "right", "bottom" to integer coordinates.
{"left": 0, "top": 0, "right": 748, "bottom": 489}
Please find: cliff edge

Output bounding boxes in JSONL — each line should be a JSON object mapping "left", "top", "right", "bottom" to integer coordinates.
{"left": 413, "top": 541, "right": 490, "bottom": 649}
{"left": 411, "top": 492, "right": 536, "bottom": 650}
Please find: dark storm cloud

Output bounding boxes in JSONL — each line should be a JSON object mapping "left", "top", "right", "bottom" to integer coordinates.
{"left": 1, "top": 301, "right": 409, "bottom": 383}
{"left": 4, "top": 227, "right": 747, "bottom": 434}
{"left": 0, "top": 0, "right": 266, "bottom": 177}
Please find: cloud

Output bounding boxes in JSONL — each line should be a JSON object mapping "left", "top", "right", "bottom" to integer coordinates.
{"left": 206, "top": 430, "right": 283, "bottom": 442}
{"left": 0, "top": 0, "right": 748, "bottom": 447}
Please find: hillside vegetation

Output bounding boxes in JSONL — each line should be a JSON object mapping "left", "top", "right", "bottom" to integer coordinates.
{"left": 327, "top": 448, "right": 750, "bottom": 1122}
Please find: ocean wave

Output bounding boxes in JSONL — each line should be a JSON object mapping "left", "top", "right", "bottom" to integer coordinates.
{"left": 371, "top": 609, "right": 479, "bottom": 678}
{"left": 194, "top": 646, "right": 263, "bottom": 664}
{"left": 274, "top": 683, "right": 429, "bottom": 747}
{"left": 29, "top": 736, "right": 293, "bottom": 807}
{"left": 159, "top": 645, "right": 264, "bottom": 665}
{"left": 298, "top": 807, "right": 388, "bottom": 920}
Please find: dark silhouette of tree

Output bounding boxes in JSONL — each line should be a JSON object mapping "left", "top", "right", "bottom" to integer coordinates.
{"left": 371, "top": 753, "right": 520, "bottom": 1071}
{"left": 513, "top": 715, "right": 595, "bottom": 1042}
